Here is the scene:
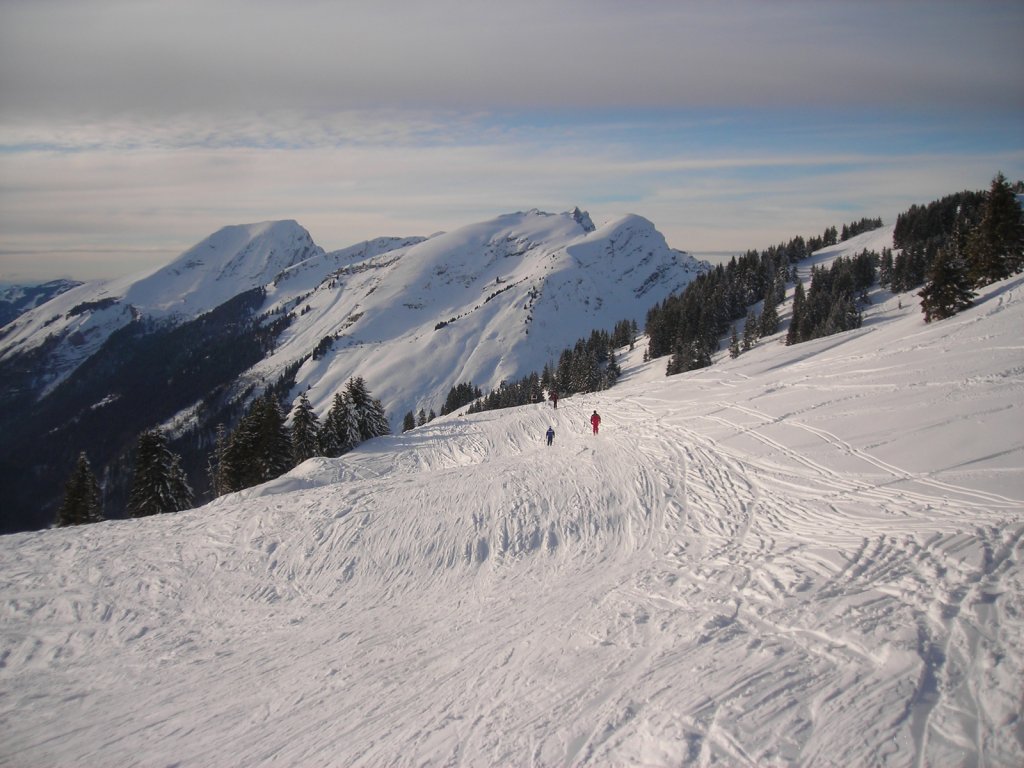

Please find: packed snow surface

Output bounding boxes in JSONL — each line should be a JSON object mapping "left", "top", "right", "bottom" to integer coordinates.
{"left": 2, "top": 271, "right": 1023, "bottom": 766}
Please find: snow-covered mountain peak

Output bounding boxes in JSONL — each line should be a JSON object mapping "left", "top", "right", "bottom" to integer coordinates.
{"left": 123, "top": 220, "right": 323, "bottom": 317}
{"left": 0, "top": 220, "right": 327, "bottom": 393}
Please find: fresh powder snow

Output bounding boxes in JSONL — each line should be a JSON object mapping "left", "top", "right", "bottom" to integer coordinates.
{"left": 1, "top": 255, "right": 1023, "bottom": 765}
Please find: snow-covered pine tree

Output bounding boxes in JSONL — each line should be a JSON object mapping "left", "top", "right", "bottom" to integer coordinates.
{"left": 364, "top": 398, "right": 391, "bottom": 439}
{"left": 290, "top": 392, "right": 321, "bottom": 463}
{"left": 344, "top": 377, "right": 373, "bottom": 440}
{"left": 322, "top": 390, "right": 362, "bottom": 456}
{"left": 56, "top": 451, "right": 104, "bottom": 526}
{"left": 127, "top": 430, "right": 193, "bottom": 517}
{"left": 344, "top": 377, "right": 390, "bottom": 441}
{"left": 402, "top": 411, "right": 416, "bottom": 432}
{"left": 340, "top": 394, "right": 362, "bottom": 451}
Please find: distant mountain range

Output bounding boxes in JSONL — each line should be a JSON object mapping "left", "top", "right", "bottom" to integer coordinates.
{"left": 0, "top": 279, "right": 81, "bottom": 327}
{"left": 0, "top": 208, "right": 706, "bottom": 532}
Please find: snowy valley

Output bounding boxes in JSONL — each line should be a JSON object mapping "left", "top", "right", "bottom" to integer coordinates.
{"left": 1, "top": 245, "right": 1022, "bottom": 765}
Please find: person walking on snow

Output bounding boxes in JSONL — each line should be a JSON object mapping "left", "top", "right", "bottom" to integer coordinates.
{"left": 590, "top": 410, "right": 601, "bottom": 435}
{"left": 546, "top": 426, "right": 555, "bottom": 446}
{"left": 549, "top": 389, "right": 559, "bottom": 409}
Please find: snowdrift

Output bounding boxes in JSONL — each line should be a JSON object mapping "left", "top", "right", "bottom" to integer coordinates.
{"left": 2, "top": 261, "right": 1022, "bottom": 765}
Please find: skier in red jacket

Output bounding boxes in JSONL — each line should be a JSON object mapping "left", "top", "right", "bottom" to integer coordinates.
{"left": 590, "top": 410, "right": 601, "bottom": 435}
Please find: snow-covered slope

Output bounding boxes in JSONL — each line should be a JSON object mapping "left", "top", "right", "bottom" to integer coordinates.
{"left": 2, "top": 262, "right": 1021, "bottom": 765}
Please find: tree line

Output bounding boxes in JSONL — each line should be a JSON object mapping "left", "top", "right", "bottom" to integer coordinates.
{"left": 647, "top": 215, "right": 893, "bottom": 376}
{"left": 56, "top": 376, "right": 390, "bottom": 527}
{"left": 915, "top": 173, "right": 1023, "bottom": 322}
{"left": 785, "top": 250, "right": 875, "bottom": 345}
{"left": 425, "top": 320, "right": 638, "bottom": 421}
{"left": 646, "top": 235, "right": 797, "bottom": 375}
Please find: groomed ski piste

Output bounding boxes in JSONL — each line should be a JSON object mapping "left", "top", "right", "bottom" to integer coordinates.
{"left": 2, "top": 235, "right": 1023, "bottom": 766}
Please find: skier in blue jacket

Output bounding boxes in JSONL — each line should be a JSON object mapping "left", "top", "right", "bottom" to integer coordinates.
{"left": 546, "top": 426, "right": 555, "bottom": 446}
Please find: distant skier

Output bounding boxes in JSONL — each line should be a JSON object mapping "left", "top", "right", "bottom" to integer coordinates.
{"left": 549, "top": 389, "right": 559, "bottom": 409}
{"left": 590, "top": 410, "right": 601, "bottom": 435}
{"left": 546, "top": 426, "right": 555, "bottom": 446}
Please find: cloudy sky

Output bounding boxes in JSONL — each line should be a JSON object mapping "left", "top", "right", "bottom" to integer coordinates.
{"left": 1, "top": 0, "right": 1022, "bottom": 282}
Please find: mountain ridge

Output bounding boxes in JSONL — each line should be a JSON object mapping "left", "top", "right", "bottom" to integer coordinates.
{"left": 0, "top": 207, "right": 705, "bottom": 531}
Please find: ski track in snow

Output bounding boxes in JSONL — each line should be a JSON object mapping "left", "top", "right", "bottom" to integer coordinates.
{"left": 2, "top": 277, "right": 1023, "bottom": 766}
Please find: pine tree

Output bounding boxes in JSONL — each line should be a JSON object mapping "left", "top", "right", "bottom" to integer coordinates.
{"left": 208, "top": 423, "right": 230, "bottom": 497}
{"left": 824, "top": 296, "right": 861, "bottom": 335}
{"left": 759, "top": 297, "right": 779, "bottom": 336}
{"left": 667, "top": 338, "right": 712, "bottom": 375}
{"left": 290, "top": 393, "right": 321, "bottom": 463}
{"left": 254, "top": 393, "right": 293, "bottom": 481}
{"left": 967, "top": 172, "right": 1024, "bottom": 285}
{"left": 879, "top": 248, "right": 894, "bottom": 289}
{"left": 417, "top": 409, "right": 428, "bottom": 427}
{"left": 729, "top": 325, "right": 741, "bottom": 359}
{"left": 219, "top": 411, "right": 259, "bottom": 492}
{"left": 402, "top": 411, "right": 416, "bottom": 432}
{"left": 344, "top": 376, "right": 372, "bottom": 437}
{"left": 919, "top": 245, "right": 975, "bottom": 322}
{"left": 216, "top": 393, "right": 294, "bottom": 493}
{"left": 786, "top": 282, "right": 805, "bottom": 345}
{"left": 127, "top": 430, "right": 193, "bottom": 517}
{"left": 56, "top": 452, "right": 104, "bottom": 527}
{"left": 441, "top": 381, "right": 482, "bottom": 415}
{"left": 321, "top": 388, "right": 366, "bottom": 455}
{"left": 321, "top": 392, "right": 355, "bottom": 457}
{"left": 339, "top": 396, "right": 362, "bottom": 450}
{"left": 343, "top": 377, "right": 390, "bottom": 440}
{"left": 742, "top": 309, "right": 758, "bottom": 351}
